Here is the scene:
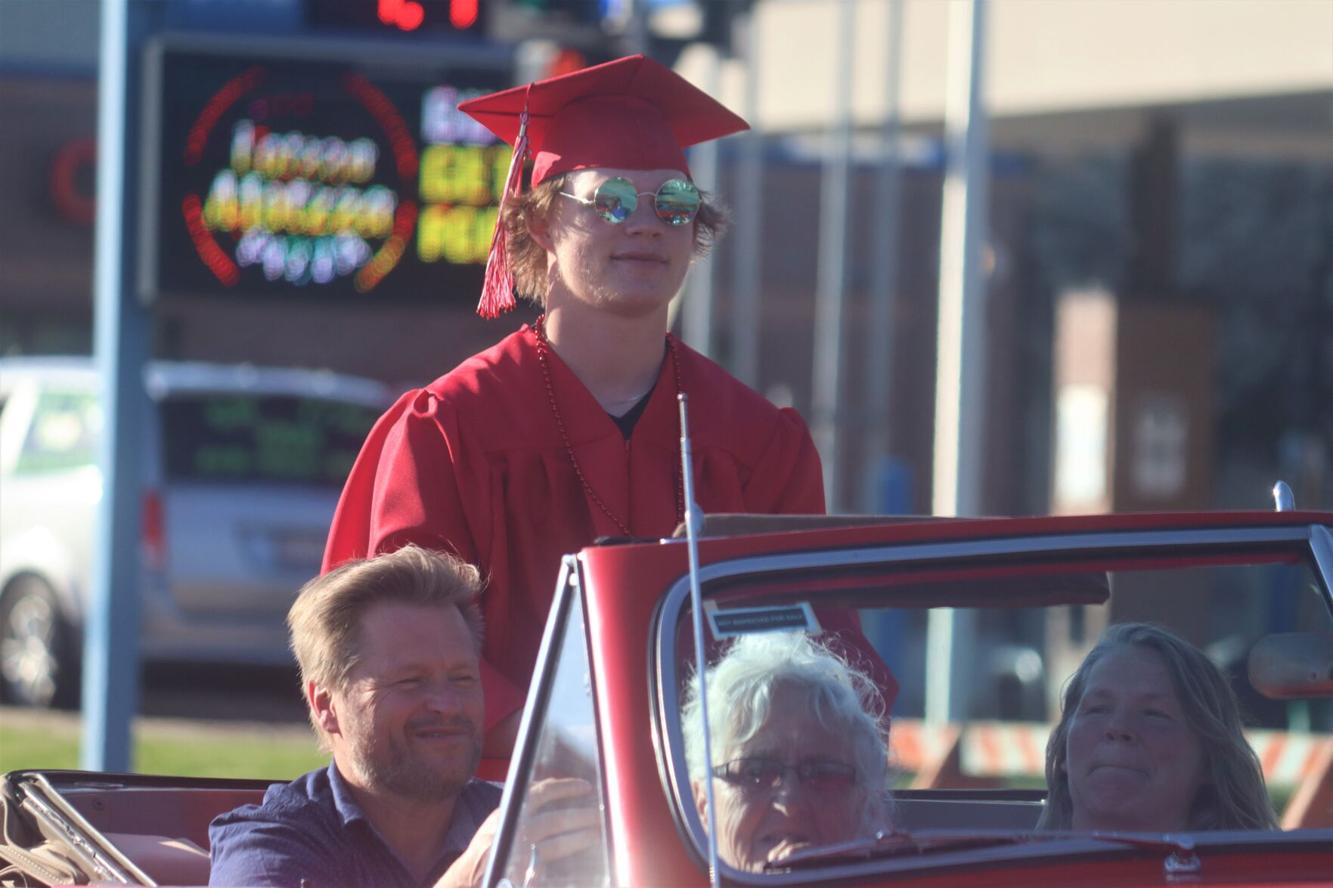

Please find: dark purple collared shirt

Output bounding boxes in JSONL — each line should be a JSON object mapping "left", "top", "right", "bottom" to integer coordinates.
{"left": 208, "top": 763, "right": 501, "bottom": 888}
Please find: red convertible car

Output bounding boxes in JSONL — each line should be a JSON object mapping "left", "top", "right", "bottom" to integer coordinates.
{"left": 2, "top": 506, "right": 1331, "bottom": 886}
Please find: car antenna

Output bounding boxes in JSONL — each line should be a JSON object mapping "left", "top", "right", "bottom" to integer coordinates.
{"left": 679, "top": 393, "right": 723, "bottom": 888}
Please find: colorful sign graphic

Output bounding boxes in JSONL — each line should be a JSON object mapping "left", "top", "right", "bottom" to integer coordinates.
{"left": 147, "top": 43, "right": 511, "bottom": 302}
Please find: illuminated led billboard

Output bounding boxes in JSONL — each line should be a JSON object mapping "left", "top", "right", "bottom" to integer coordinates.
{"left": 141, "top": 37, "right": 513, "bottom": 302}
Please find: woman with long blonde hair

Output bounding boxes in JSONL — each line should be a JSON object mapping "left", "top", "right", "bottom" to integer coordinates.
{"left": 1039, "top": 622, "right": 1277, "bottom": 832}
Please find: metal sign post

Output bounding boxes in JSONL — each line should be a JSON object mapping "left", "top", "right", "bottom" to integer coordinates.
{"left": 811, "top": 0, "right": 857, "bottom": 511}
{"left": 682, "top": 47, "right": 723, "bottom": 359}
{"left": 926, "top": 0, "right": 990, "bottom": 725}
{"left": 83, "top": 0, "right": 156, "bottom": 771}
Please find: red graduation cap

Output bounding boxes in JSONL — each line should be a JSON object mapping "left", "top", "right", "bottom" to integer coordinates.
{"left": 459, "top": 54, "right": 749, "bottom": 318}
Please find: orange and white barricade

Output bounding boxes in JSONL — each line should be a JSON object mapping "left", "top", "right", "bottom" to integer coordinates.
{"left": 895, "top": 717, "right": 1333, "bottom": 825}
{"left": 960, "top": 721, "right": 1051, "bottom": 780}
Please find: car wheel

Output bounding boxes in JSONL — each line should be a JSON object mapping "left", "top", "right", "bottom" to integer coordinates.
{"left": 0, "top": 574, "right": 78, "bottom": 709}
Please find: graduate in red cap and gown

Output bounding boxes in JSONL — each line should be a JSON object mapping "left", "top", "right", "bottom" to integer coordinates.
{"left": 323, "top": 55, "right": 893, "bottom": 768}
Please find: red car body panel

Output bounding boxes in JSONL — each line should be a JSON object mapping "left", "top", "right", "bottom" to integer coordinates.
{"left": 568, "top": 510, "right": 1333, "bottom": 885}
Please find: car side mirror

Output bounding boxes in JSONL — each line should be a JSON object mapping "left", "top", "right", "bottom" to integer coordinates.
{"left": 1248, "top": 633, "right": 1333, "bottom": 699}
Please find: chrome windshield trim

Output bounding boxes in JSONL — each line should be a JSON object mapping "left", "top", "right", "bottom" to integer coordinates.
{"left": 1308, "top": 523, "right": 1333, "bottom": 605}
{"left": 653, "top": 521, "right": 1331, "bottom": 879}
{"left": 659, "top": 824, "right": 1333, "bottom": 886}
{"left": 483, "top": 555, "right": 580, "bottom": 888}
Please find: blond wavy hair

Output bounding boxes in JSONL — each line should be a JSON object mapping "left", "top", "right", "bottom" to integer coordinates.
{"left": 1038, "top": 622, "right": 1277, "bottom": 831}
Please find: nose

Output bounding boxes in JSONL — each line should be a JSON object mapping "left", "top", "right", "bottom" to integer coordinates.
{"left": 770, "top": 780, "right": 816, "bottom": 824}
{"left": 422, "top": 678, "right": 467, "bottom": 715}
{"left": 770, "top": 769, "right": 812, "bottom": 803}
{"left": 1103, "top": 706, "right": 1136, "bottom": 741}
{"left": 621, "top": 197, "right": 661, "bottom": 235}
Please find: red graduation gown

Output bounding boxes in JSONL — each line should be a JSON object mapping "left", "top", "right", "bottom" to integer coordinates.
{"left": 324, "top": 323, "right": 872, "bottom": 734}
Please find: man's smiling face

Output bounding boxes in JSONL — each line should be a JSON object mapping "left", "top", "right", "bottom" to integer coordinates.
{"left": 330, "top": 601, "right": 484, "bottom": 802}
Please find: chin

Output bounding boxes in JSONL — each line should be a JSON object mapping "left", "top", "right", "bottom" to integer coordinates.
{"left": 1078, "top": 807, "right": 1162, "bottom": 832}
{"left": 610, "top": 270, "right": 686, "bottom": 303}
{"left": 592, "top": 289, "right": 675, "bottom": 318}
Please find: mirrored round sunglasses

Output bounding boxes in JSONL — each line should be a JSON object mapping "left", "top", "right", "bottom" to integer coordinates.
{"left": 558, "top": 177, "right": 701, "bottom": 226}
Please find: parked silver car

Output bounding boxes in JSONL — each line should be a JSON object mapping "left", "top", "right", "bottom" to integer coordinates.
{"left": 0, "top": 357, "right": 391, "bottom": 707}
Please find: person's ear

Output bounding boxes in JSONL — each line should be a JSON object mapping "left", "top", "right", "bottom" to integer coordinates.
{"left": 529, "top": 212, "right": 554, "bottom": 253}
{"left": 693, "top": 780, "right": 708, "bottom": 823}
{"left": 308, "top": 680, "right": 340, "bottom": 737}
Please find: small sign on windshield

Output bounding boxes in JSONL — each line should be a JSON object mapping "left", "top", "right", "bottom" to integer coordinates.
{"left": 705, "top": 600, "right": 822, "bottom": 638}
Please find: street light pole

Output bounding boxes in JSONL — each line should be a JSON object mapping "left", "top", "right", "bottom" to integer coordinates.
{"left": 811, "top": 0, "right": 856, "bottom": 511}
{"left": 925, "top": 0, "right": 990, "bottom": 726}
{"left": 84, "top": 0, "right": 155, "bottom": 771}
{"left": 863, "top": 0, "right": 905, "bottom": 510}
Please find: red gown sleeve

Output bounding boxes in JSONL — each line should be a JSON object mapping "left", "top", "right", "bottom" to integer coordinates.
{"left": 322, "top": 389, "right": 526, "bottom": 734}
{"left": 743, "top": 406, "right": 826, "bottom": 514}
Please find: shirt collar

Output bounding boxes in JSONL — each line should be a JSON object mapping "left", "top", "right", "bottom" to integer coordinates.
{"left": 439, "top": 785, "right": 488, "bottom": 856}
{"left": 328, "top": 762, "right": 492, "bottom": 883}
{"left": 327, "top": 761, "right": 372, "bottom": 829}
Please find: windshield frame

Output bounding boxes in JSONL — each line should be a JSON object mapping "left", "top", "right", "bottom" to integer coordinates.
{"left": 653, "top": 519, "right": 1333, "bottom": 882}
{"left": 481, "top": 555, "right": 608, "bottom": 886}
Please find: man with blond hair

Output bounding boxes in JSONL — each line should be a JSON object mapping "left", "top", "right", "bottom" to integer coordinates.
{"left": 208, "top": 545, "right": 505, "bottom": 887}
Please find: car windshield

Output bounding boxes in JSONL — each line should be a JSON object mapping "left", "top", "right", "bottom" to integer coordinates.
{"left": 159, "top": 393, "right": 380, "bottom": 488}
{"left": 659, "top": 527, "right": 1333, "bottom": 878}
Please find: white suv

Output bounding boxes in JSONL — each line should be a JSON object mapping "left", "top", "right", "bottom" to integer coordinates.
{"left": 0, "top": 357, "right": 391, "bottom": 707}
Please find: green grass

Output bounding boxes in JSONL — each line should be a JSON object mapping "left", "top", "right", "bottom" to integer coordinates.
{"left": 0, "top": 720, "right": 81, "bottom": 771}
{"left": 0, "top": 713, "right": 326, "bottom": 779}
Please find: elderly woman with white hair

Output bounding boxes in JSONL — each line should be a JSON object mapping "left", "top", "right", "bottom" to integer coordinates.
{"left": 680, "top": 633, "right": 892, "bottom": 872}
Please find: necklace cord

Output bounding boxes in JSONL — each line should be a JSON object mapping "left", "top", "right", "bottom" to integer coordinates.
{"left": 534, "top": 315, "right": 685, "bottom": 535}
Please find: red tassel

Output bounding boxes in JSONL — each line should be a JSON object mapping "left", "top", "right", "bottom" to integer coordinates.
{"left": 476, "top": 107, "right": 529, "bottom": 319}
{"left": 476, "top": 224, "right": 513, "bottom": 319}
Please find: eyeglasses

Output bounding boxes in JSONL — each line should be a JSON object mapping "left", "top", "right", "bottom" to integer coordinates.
{"left": 713, "top": 757, "right": 857, "bottom": 792}
{"left": 558, "top": 177, "right": 701, "bottom": 226}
